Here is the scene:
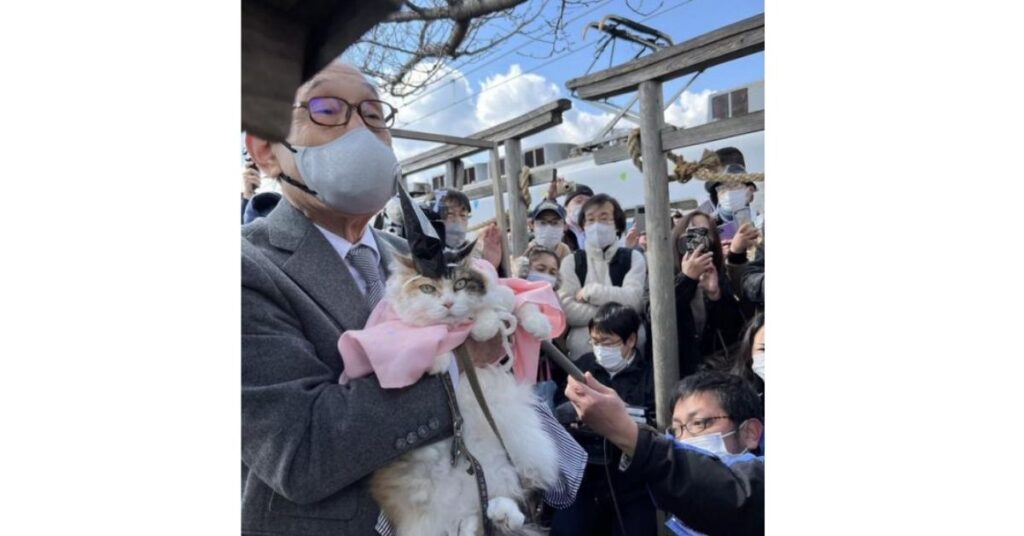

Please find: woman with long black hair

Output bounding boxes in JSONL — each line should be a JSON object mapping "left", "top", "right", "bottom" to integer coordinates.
{"left": 731, "top": 313, "right": 765, "bottom": 399}
{"left": 671, "top": 211, "right": 746, "bottom": 379}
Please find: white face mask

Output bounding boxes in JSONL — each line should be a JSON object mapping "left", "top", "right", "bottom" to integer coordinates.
{"left": 584, "top": 222, "right": 618, "bottom": 249}
{"left": 445, "top": 222, "right": 467, "bottom": 248}
{"left": 678, "top": 429, "right": 738, "bottom": 457}
{"left": 593, "top": 344, "right": 627, "bottom": 372}
{"left": 751, "top": 351, "right": 764, "bottom": 381}
{"left": 717, "top": 189, "right": 748, "bottom": 218}
{"left": 285, "top": 128, "right": 400, "bottom": 215}
{"left": 526, "top": 271, "right": 557, "bottom": 286}
{"left": 533, "top": 223, "right": 564, "bottom": 249}
{"left": 568, "top": 206, "right": 583, "bottom": 230}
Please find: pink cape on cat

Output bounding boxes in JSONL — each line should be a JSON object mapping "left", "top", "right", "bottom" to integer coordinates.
{"left": 338, "top": 260, "right": 566, "bottom": 389}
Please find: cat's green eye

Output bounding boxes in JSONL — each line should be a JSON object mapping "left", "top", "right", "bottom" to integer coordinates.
{"left": 419, "top": 284, "right": 436, "bottom": 294}
{"left": 454, "top": 279, "right": 467, "bottom": 290}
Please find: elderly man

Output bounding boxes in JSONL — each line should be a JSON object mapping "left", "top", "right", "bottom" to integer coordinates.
{"left": 242, "top": 61, "right": 583, "bottom": 536}
{"left": 566, "top": 371, "right": 764, "bottom": 535}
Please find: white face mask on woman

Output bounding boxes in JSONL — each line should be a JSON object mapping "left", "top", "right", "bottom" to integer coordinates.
{"left": 526, "top": 271, "right": 557, "bottom": 286}
{"left": 585, "top": 222, "right": 618, "bottom": 249}
{"left": 751, "top": 351, "right": 764, "bottom": 381}
{"left": 533, "top": 223, "right": 564, "bottom": 249}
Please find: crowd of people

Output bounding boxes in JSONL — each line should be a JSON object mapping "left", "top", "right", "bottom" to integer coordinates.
{"left": 241, "top": 60, "right": 765, "bottom": 536}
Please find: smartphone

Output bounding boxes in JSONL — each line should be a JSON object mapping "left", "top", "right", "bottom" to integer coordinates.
{"left": 718, "top": 220, "right": 738, "bottom": 240}
{"left": 541, "top": 341, "right": 586, "bottom": 382}
{"left": 734, "top": 207, "right": 752, "bottom": 227}
{"left": 634, "top": 206, "right": 646, "bottom": 234}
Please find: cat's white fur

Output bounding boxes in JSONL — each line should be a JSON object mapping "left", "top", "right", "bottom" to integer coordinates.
{"left": 371, "top": 259, "right": 559, "bottom": 535}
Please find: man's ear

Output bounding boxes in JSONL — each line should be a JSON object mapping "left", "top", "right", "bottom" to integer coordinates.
{"left": 626, "top": 333, "right": 638, "bottom": 353}
{"left": 245, "top": 133, "right": 282, "bottom": 177}
{"left": 740, "top": 418, "right": 763, "bottom": 451}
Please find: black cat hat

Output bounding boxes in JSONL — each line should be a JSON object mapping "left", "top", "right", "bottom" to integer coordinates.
{"left": 397, "top": 182, "right": 476, "bottom": 279}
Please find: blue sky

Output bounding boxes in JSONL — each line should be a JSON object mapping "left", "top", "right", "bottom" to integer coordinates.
{"left": 306, "top": 0, "right": 763, "bottom": 179}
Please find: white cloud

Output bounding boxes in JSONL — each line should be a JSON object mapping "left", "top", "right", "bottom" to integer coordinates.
{"left": 388, "top": 64, "right": 652, "bottom": 180}
{"left": 475, "top": 64, "right": 561, "bottom": 126}
{"left": 665, "top": 89, "right": 714, "bottom": 128}
{"left": 387, "top": 63, "right": 479, "bottom": 163}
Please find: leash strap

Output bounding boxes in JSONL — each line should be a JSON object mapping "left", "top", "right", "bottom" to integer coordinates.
{"left": 441, "top": 371, "right": 493, "bottom": 536}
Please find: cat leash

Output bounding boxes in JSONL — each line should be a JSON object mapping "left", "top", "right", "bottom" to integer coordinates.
{"left": 440, "top": 369, "right": 496, "bottom": 536}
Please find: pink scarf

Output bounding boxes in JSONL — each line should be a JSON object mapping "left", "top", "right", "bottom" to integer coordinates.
{"left": 338, "top": 260, "right": 566, "bottom": 389}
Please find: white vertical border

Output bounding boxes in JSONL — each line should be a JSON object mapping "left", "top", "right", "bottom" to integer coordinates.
{"left": 1, "top": 1, "right": 240, "bottom": 533}
{"left": 769, "top": 0, "right": 1023, "bottom": 533}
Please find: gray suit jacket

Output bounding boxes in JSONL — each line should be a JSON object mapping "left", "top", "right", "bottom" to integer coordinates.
{"left": 242, "top": 200, "right": 453, "bottom": 535}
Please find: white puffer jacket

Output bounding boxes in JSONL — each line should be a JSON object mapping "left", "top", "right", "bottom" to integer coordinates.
{"left": 557, "top": 240, "right": 648, "bottom": 360}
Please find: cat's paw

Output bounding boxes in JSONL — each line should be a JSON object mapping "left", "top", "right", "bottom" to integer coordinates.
{"left": 486, "top": 497, "right": 525, "bottom": 531}
{"left": 471, "top": 312, "right": 501, "bottom": 341}
{"left": 517, "top": 304, "right": 552, "bottom": 339}
{"left": 429, "top": 351, "right": 455, "bottom": 375}
{"left": 490, "top": 285, "right": 516, "bottom": 312}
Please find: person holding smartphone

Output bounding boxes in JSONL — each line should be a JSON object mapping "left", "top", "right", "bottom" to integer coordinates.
{"left": 671, "top": 211, "right": 745, "bottom": 379}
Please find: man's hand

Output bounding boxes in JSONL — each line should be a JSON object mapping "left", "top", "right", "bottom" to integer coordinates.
{"left": 575, "top": 288, "right": 588, "bottom": 303}
{"left": 242, "top": 168, "right": 261, "bottom": 200}
{"left": 699, "top": 265, "right": 722, "bottom": 301}
{"left": 729, "top": 223, "right": 760, "bottom": 255}
{"left": 480, "top": 223, "right": 503, "bottom": 269}
{"left": 624, "top": 225, "right": 640, "bottom": 249}
{"left": 565, "top": 373, "right": 639, "bottom": 456}
{"left": 681, "top": 245, "right": 714, "bottom": 280}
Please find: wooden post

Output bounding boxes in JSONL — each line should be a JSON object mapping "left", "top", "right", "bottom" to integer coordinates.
{"left": 488, "top": 147, "right": 511, "bottom": 275}
{"left": 444, "top": 159, "right": 462, "bottom": 190}
{"left": 639, "top": 80, "right": 680, "bottom": 429}
{"left": 503, "top": 138, "right": 529, "bottom": 257}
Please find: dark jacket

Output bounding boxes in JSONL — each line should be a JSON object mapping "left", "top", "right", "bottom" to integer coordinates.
{"left": 621, "top": 428, "right": 764, "bottom": 536}
{"left": 242, "top": 201, "right": 455, "bottom": 535}
{"left": 738, "top": 244, "right": 764, "bottom": 310}
{"left": 674, "top": 269, "right": 746, "bottom": 379}
{"left": 556, "top": 350, "right": 655, "bottom": 466}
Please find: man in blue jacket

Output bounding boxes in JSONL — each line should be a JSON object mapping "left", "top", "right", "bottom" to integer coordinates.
{"left": 566, "top": 370, "right": 764, "bottom": 535}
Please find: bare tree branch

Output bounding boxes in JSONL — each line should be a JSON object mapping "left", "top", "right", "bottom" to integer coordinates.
{"left": 387, "top": 0, "right": 527, "bottom": 22}
{"left": 352, "top": 0, "right": 612, "bottom": 97}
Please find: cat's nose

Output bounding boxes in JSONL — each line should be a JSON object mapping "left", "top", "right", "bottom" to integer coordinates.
{"left": 443, "top": 301, "right": 453, "bottom": 308}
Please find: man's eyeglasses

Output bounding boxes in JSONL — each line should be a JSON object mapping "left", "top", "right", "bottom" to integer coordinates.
{"left": 667, "top": 415, "right": 732, "bottom": 438}
{"left": 294, "top": 97, "right": 397, "bottom": 129}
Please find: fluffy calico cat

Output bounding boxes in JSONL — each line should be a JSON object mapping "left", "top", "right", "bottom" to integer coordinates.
{"left": 369, "top": 249, "right": 559, "bottom": 536}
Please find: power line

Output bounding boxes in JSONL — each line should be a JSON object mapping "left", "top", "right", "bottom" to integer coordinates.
{"left": 395, "top": 0, "right": 700, "bottom": 129}
{"left": 397, "top": 0, "right": 618, "bottom": 111}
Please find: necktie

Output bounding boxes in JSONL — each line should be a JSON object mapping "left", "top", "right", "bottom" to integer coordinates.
{"left": 347, "top": 244, "right": 385, "bottom": 309}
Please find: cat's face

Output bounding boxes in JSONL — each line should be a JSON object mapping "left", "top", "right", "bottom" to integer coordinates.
{"left": 388, "top": 255, "right": 488, "bottom": 326}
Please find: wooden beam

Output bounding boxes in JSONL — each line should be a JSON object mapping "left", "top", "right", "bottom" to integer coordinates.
{"left": 593, "top": 110, "right": 765, "bottom": 165}
{"left": 565, "top": 14, "right": 764, "bottom": 101}
{"left": 391, "top": 128, "right": 497, "bottom": 149}
{"left": 504, "top": 138, "right": 529, "bottom": 257}
{"left": 638, "top": 80, "right": 680, "bottom": 430}
{"left": 399, "top": 99, "right": 572, "bottom": 176}
{"left": 463, "top": 167, "right": 558, "bottom": 201}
